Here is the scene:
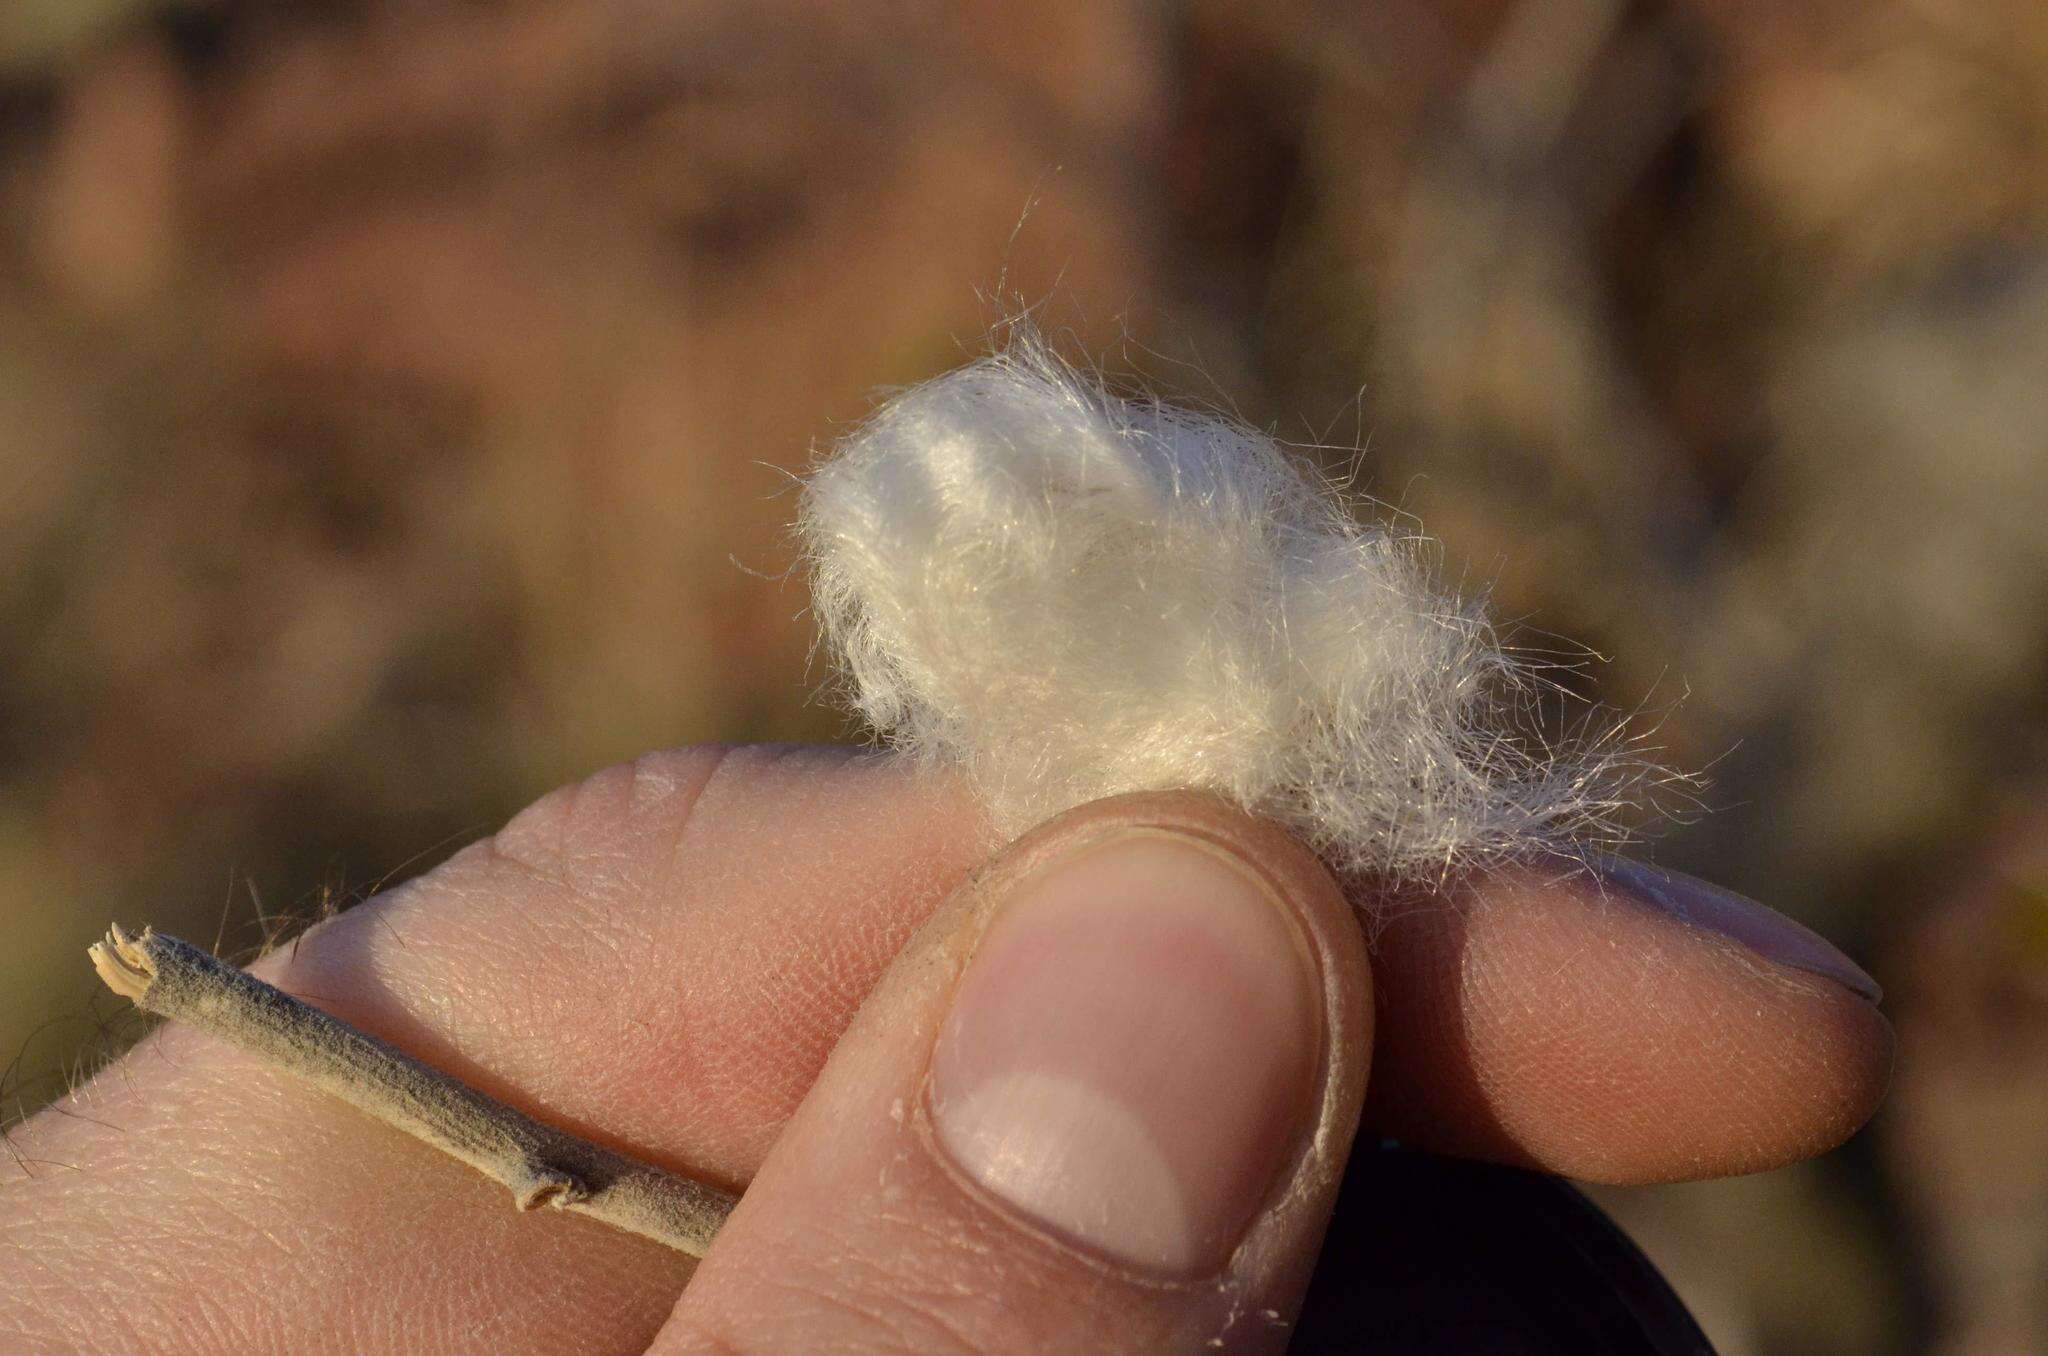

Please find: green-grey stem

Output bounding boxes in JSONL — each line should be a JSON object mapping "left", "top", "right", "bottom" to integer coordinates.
{"left": 88, "top": 924, "right": 737, "bottom": 1257}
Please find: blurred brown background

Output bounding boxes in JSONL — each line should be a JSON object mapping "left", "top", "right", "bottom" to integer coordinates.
{"left": 2, "top": 1, "right": 2044, "bottom": 1351}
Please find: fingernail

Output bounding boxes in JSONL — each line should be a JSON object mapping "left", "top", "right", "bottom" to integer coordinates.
{"left": 1597, "top": 857, "right": 1882, "bottom": 1002}
{"left": 926, "top": 828, "right": 1324, "bottom": 1277}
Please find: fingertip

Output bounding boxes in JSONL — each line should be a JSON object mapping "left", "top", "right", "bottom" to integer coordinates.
{"left": 1579, "top": 857, "right": 1895, "bottom": 1178}
{"left": 937, "top": 792, "right": 1375, "bottom": 1277}
{"left": 1748, "top": 976, "right": 1894, "bottom": 1171}
{"left": 1364, "top": 858, "right": 1895, "bottom": 1184}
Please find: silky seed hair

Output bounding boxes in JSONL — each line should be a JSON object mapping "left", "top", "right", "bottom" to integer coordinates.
{"left": 800, "top": 334, "right": 1665, "bottom": 888}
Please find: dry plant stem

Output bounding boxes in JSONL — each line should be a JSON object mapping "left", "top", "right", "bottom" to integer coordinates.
{"left": 88, "top": 924, "right": 736, "bottom": 1257}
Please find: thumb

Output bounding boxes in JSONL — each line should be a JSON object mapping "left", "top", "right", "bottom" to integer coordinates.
{"left": 654, "top": 791, "right": 1372, "bottom": 1354}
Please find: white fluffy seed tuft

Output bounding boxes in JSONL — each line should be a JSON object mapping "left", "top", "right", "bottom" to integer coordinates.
{"left": 800, "top": 338, "right": 1661, "bottom": 884}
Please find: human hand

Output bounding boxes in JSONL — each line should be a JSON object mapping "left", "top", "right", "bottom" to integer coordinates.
{"left": 0, "top": 745, "right": 1891, "bottom": 1353}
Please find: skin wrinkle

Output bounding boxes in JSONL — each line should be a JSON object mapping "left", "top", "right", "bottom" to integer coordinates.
{"left": 708, "top": 1204, "right": 1116, "bottom": 1356}
{"left": 742, "top": 1264, "right": 949, "bottom": 1356}
{"left": 841, "top": 1243, "right": 994, "bottom": 1355}
{"left": 487, "top": 743, "right": 733, "bottom": 885}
